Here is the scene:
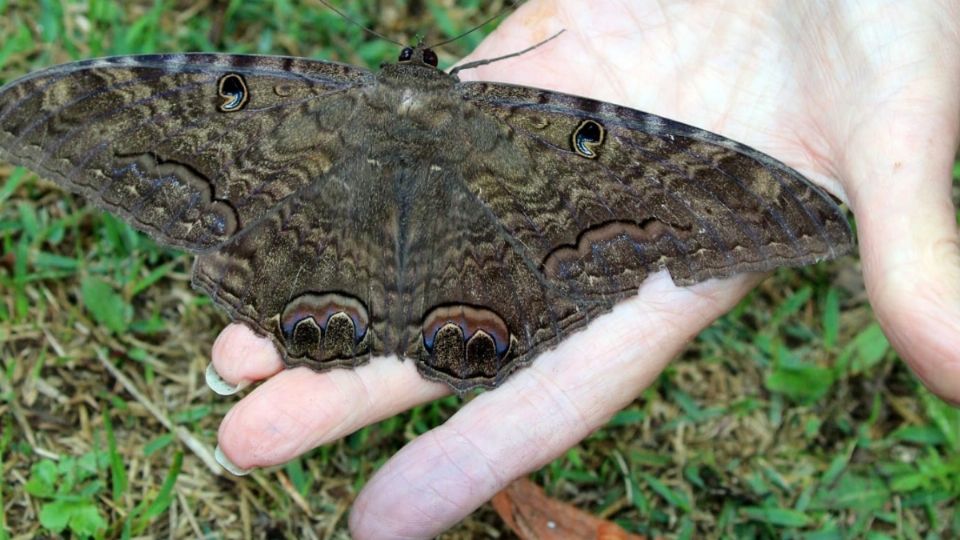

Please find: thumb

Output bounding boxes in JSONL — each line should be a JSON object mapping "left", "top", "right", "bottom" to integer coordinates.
{"left": 846, "top": 91, "right": 960, "bottom": 403}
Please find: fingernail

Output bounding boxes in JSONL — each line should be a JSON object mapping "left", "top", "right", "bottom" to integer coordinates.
{"left": 205, "top": 363, "right": 249, "bottom": 396}
{"left": 215, "top": 445, "right": 253, "bottom": 476}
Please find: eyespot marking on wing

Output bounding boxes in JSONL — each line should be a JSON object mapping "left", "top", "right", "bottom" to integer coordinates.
{"left": 416, "top": 304, "right": 517, "bottom": 384}
{"left": 277, "top": 292, "right": 370, "bottom": 362}
{"left": 217, "top": 73, "right": 248, "bottom": 112}
{"left": 571, "top": 119, "right": 605, "bottom": 158}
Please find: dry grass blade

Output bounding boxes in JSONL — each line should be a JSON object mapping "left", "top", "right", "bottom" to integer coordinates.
{"left": 96, "top": 350, "right": 220, "bottom": 475}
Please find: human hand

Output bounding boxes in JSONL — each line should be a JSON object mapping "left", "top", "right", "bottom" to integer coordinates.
{"left": 209, "top": 1, "right": 960, "bottom": 537}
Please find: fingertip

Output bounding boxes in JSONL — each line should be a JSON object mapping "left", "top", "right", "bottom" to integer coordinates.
{"left": 214, "top": 369, "right": 334, "bottom": 470}
{"left": 846, "top": 118, "right": 960, "bottom": 404}
{"left": 210, "top": 323, "right": 283, "bottom": 385}
{"left": 873, "top": 272, "right": 960, "bottom": 404}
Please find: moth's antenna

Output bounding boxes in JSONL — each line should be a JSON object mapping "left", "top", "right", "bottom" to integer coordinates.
{"left": 315, "top": 0, "right": 403, "bottom": 46}
{"left": 449, "top": 30, "right": 564, "bottom": 77}
{"left": 427, "top": 3, "right": 515, "bottom": 49}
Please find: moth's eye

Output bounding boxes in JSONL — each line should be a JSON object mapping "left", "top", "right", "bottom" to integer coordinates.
{"left": 423, "top": 48, "right": 439, "bottom": 67}
{"left": 217, "top": 73, "right": 248, "bottom": 112}
{"left": 399, "top": 47, "right": 414, "bottom": 62}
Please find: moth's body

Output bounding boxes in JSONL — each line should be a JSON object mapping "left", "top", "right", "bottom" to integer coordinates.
{"left": 0, "top": 46, "right": 853, "bottom": 391}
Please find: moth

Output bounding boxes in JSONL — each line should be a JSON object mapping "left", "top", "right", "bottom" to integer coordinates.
{"left": 0, "top": 43, "right": 853, "bottom": 392}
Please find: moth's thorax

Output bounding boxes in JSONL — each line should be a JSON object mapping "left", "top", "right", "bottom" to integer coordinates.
{"left": 376, "top": 62, "right": 457, "bottom": 94}
{"left": 361, "top": 62, "right": 472, "bottom": 146}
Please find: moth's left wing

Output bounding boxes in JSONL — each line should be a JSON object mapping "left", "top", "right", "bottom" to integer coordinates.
{"left": 0, "top": 53, "right": 375, "bottom": 251}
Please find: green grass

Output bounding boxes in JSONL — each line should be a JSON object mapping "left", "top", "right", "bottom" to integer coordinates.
{"left": 1, "top": 1, "right": 958, "bottom": 538}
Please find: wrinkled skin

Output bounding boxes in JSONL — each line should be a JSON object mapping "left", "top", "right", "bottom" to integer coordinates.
{"left": 208, "top": 1, "right": 960, "bottom": 537}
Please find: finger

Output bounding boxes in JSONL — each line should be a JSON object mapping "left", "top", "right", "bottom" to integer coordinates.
{"left": 206, "top": 324, "right": 283, "bottom": 395}
{"left": 846, "top": 105, "right": 960, "bottom": 403}
{"left": 214, "top": 354, "right": 448, "bottom": 473}
{"left": 349, "top": 272, "right": 758, "bottom": 539}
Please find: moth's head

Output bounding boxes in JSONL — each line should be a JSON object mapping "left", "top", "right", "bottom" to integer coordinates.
{"left": 397, "top": 44, "right": 439, "bottom": 68}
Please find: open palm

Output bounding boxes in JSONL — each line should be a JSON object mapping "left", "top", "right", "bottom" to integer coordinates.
{"left": 207, "top": 1, "right": 960, "bottom": 537}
